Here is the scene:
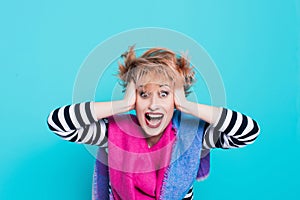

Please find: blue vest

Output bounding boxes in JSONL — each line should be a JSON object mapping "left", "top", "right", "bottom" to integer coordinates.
{"left": 92, "top": 110, "right": 210, "bottom": 200}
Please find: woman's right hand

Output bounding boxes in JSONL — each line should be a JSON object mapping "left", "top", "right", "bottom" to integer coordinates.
{"left": 123, "top": 81, "right": 136, "bottom": 111}
{"left": 93, "top": 81, "right": 136, "bottom": 120}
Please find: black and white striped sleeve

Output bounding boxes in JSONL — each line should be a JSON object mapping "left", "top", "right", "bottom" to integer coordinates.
{"left": 202, "top": 108, "right": 260, "bottom": 149}
{"left": 47, "top": 102, "right": 108, "bottom": 147}
{"left": 182, "top": 186, "right": 194, "bottom": 200}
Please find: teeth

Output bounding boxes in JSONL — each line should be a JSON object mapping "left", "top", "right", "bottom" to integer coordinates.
{"left": 145, "top": 113, "right": 163, "bottom": 120}
{"left": 148, "top": 114, "right": 163, "bottom": 118}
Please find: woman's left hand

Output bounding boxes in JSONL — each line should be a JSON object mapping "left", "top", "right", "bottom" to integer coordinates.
{"left": 174, "top": 76, "right": 222, "bottom": 125}
{"left": 174, "top": 78, "right": 189, "bottom": 113}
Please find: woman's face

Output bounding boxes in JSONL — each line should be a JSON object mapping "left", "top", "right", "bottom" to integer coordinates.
{"left": 135, "top": 80, "right": 174, "bottom": 137}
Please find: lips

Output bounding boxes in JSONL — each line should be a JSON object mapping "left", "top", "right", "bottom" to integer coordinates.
{"left": 145, "top": 112, "right": 164, "bottom": 128}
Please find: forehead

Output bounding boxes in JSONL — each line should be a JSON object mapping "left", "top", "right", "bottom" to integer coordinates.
{"left": 134, "top": 63, "right": 177, "bottom": 85}
{"left": 137, "top": 78, "right": 172, "bottom": 90}
{"left": 136, "top": 71, "right": 173, "bottom": 86}
{"left": 138, "top": 83, "right": 171, "bottom": 91}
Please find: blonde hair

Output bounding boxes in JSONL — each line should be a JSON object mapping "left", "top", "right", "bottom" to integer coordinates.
{"left": 118, "top": 46, "right": 195, "bottom": 96}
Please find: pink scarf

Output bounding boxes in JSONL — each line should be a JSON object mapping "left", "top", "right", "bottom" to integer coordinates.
{"left": 107, "top": 114, "right": 176, "bottom": 200}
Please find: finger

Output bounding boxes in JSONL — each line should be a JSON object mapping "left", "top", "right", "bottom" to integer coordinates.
{"left": 174, "top": 76, "right": 184, "bottom": 89}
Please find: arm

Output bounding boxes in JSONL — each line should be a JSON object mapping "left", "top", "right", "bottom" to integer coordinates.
{"left": 174, "top": 82, "right": 260, "bottom": 149}
{"left": 174, "top": 81, "right": 222, "bottom": 125}
{"left": 93, "top": 81, "right": 136, "bottom": 120}
{"left": 201, "top": 108, "right": 260, "bottom": 149}
{"left": 47, "top": 82, "right": 136, "bottom": 146}
{"left": 47, "top": 102, "right": 108, "bottom": 146}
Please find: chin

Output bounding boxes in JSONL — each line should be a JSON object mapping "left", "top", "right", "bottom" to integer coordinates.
{"left": 139, "top": 114, "right": 170, "bottom": 138}
{"left": 142, "top": 126, "right": 164, "bottom": 137}
{"left": 136, "top": 109, "right": 174, "bottom": 138}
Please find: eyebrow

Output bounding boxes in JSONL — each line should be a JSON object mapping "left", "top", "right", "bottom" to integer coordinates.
{"left": 159, "top": 84, "right": 170, "bottom": 88}
{"left": 137, "top": 84, "right": 170, "bottom": 88}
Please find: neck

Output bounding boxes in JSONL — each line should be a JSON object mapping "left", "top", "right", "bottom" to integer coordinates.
{"left": 146, "top": 132, "right": 163, "bottom": 148}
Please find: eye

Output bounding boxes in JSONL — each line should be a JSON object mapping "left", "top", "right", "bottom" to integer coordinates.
{"left": 160, "top": 91, "right": 169, "bottom": 98}
{"left": 139, "top": 91, "right": 149, "bottom": 98}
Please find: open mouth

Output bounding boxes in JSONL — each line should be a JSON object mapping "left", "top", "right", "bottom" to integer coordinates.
{"left": 145, "top": 112, "right": 164, "bottom": 128}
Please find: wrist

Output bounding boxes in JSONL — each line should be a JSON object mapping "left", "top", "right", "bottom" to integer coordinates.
{"left": 118, "top": 99, "right": 134, "bottom": 113}
{"left": 176, "top": 99, "right": 191, "bottom": 114}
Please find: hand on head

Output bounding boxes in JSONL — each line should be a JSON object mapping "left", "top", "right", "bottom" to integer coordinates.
{"left": 174, "top": 75, "right": 188, "bottom": 112}
{"left": 123, "top": 81, "right": 136, "bottom": 111}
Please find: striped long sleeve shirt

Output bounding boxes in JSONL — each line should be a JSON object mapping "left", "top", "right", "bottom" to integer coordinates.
{"left": 47, "top": 101, "right": 260, "bottom": 200}
{"left": 47, "top": 102, "right": 260, "bottom": 149}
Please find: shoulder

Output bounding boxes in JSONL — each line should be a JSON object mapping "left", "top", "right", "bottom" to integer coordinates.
{"left": 172, "top": 110, "right": 206, "bottom": 134}
{"left": 107, "top": 114, "right": 137, "bottom": 123}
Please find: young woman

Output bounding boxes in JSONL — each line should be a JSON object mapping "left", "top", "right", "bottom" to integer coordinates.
{"left": 47, "top": 46, "right": 260, "bottom": 200}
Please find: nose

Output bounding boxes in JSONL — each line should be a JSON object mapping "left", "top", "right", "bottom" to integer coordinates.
{"left": 148, "top": 95, "right": 159, "bottom": 111}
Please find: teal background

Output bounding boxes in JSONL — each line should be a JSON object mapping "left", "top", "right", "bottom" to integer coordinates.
{"left": 1, "top": 0, "right": 299, "bottom": 199}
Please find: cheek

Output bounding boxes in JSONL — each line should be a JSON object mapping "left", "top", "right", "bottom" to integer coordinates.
{"left": 165, "top": 96, "right": 175, "bottom": 109}
{"left": 162, "top": 99, "right": 175, "bottom": 115}
{"left": 135, "top": 108, "right": 144, "bottom": 126}
{"left": 135, "top": 98, "right": 146, "bottom": 111}
{"left": 135, "top": 99, "right": 146, "bottom": 120}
